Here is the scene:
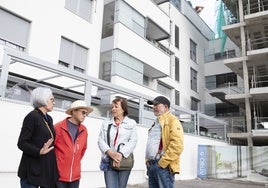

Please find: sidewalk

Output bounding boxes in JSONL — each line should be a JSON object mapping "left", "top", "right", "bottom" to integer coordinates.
{"left": 127, "top": 178, "right": 266, "bottom": 188}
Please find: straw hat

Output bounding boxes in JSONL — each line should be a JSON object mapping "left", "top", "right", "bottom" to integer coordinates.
{"left": 65, "top": 100, "right": 93, "bottom": 115}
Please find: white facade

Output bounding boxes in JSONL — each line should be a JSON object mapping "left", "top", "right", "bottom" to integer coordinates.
{"left": 0, "top": 0, "right": 103, "bottom": 78}
{"left": 100, "top": 0, "right": 215, "bottom": 112}
{"left": 0, "top": 0, "right": 230, "bottom": 187}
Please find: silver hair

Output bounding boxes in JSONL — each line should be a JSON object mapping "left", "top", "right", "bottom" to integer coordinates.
{"left": 31, "top": 87, "right": 53, "bottom": 108}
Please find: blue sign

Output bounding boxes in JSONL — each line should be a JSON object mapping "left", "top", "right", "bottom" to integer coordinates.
{"left": 197, "top": 145, "right": 207, "bottom": 178}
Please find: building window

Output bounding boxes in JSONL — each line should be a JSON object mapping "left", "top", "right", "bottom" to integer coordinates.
{"left": 116, "top": 0, "right": 145, "bottom": 38}
{"left": 175, "top": 57, "right": 180, "bottom": 82}
{"left": 0, "top": 8, "right": 30, "bottom": 51}
{"left": 100, "top": 49, "right": 148, "bottom": 85}
{"left": 216, "top": 103, "right": 240, "bottom": 117}
{"left": 214, "top": 50, "right": 236, "bottom": 60}
{"left": 175, "top": 90, "right": 180, "bottom": 106}
{"left": 59, "top": 37, "right": 88, "bottom": 73}
{"left": 99, "top": 50, "right": 112, "bottom": 81}
{"left": 206, "top": 73, "right": 237, "bottom": 89}
{"left": 191, "top": 68, "right": 197, "bottom": 92}
{"left": 190, "top": 39, "right": 197, "bottom": 62}
{"left": 216, "top": 73, "right": 237, "bottom": 88}
{"left": 65, "top": 0, "right": 92, "bottom": 21}
{"left": 113, "top": 49, "right": 143, "bottom": 84}
{"left": 191, "top": 97, "right": 199, "bottom": 111}
{"left": 143, "top": 75, "right": 149, "bottom": 86}
{"left": 175, "top": 25, "right": 179, "bottom": 49}
{"left": 59, "top": 61, "right": 69, "bottom": 68}
{"left": 102, "top": 61, "right": 111, "bottom": 82}
{"left": 157, "top": 82, "right": 172, "bottom": 98}
{"left": 102, "top": 2, "right": 115, "bottom": 38}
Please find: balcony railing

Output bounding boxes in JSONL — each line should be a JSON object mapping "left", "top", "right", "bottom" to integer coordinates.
{"left": 0, "top": 47, "right": 227, "bottom": 141}
{"left": 247, "top": 35, "right": 268, "bottom": 51}
{"left": 205, "top": 49, "right": 239, "bottom": 63}
{"left": 225, "top": 82, "right": 244, "bottom": 95}
{"left": 244, "top": 0, "right": 268, "bottom": 15}
{"left": 251, "top": 74, "right": 268, "bottom": 88}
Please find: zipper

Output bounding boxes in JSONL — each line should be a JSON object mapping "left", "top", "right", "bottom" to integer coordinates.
{"left": 68, "top": 129, "right": 84, "bottom": 181}
{"left": 69, "top": 144, "right": 75, "bottom": 181}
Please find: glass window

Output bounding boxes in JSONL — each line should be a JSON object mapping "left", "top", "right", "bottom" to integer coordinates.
{"left": 65, "top": 0, "right": 92, "bottom": 21}
{"left": 191, "top": 97, "right": 199, "bottom": 111}
{"left": 175, "top": 25, "right": 179, "bottom": 49}
{"left": 216, "top": 73, "right": 237, "bottom": 88}
{"left": 190, "top": 39, "right": 197, "bottom": 62}
{"left": 175, "top": 57, "right": 180, "bottom": 82}
{"left": 113, "top": 49, "right": 143, "bottom": 84}
{"left": 205, "top": 75, "right": 216, "bottom": 89}
{"left": 102, "top": 2, "right": 115, "bottom": 38}
{"left": 205, "top": 104, "right": 216, "bottom": 116}
{"left": 175, "top": 90, "right": 180, "bottom": 106}
{"left": 59, "top": 37, "right": 88, "bottom": 73}
{"left": 216, "top": 103, "right": 239, "bottom": 117}
{"left": 116, "top": 0, "right": 145, "bottom": 37}
{"left": 191, "top": 68, "right": 197, "bottom": 92}
{"left": 99, "top": 51, "right": 112, "bottom": 81}
{"left": 0, "top": 8, "right": 30, "bottom": 50}
{"left": 214, "top": 49, "right": 236, "bottom": 60}
{"left": 206, "top": 73, "right": 237, "bottom": 89}
{"left": 143, "top": 75, "right": 149, "bottom": 86}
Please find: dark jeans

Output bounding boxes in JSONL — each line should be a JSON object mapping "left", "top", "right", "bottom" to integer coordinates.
{"left": 56, "top": 180, "right": 80, "bottom": 188}
{"left": 20, "top": 179, "right": 40, "bottom": 188}
{"left": 147, "top": 160, "right": 175, "bottom": 188}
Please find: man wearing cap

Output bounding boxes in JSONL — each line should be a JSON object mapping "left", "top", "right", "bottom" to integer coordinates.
{"left": 54, "top": 100, "right": 93, "bottom": 188}
{"left": 145, "top": 96, "right": 184, "bottom": 188}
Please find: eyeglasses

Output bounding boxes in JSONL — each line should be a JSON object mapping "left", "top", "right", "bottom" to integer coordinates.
{"left": 78, "top": 110, "right": 89, "bottom": 116}
{"left": 50, "top": 98, "right": 55, "bottom": 102}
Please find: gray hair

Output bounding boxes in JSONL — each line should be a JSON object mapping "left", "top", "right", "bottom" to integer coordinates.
{"left": 31, "top": 87, "right": 53, "bottom": 108}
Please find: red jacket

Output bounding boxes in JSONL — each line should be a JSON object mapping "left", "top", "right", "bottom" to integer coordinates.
{"left": 54, "top": 118, "right": 88, "bottom": 182}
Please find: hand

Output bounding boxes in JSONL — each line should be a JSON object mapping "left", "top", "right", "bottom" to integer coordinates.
{"left": 106, "top": 150, "right": 122, "bottom": 163}
{"left": 112, "top": 160, "right": 121, "bottom": 167}
{"left": 40, "top": 138, "right": 54, "bottom": 155}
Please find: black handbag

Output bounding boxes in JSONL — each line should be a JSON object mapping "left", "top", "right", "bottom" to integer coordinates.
{"left": 107, "top": 124, "right": 134, "bottom": 171}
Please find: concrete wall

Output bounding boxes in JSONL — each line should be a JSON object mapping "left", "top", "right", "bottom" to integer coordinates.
{"left": 0, "top": 98, "right": 228, "bottom": 187}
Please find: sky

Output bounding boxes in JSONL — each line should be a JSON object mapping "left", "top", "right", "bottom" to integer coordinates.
{"left": 189, "top": 0, "right": 220, "bottom": 32}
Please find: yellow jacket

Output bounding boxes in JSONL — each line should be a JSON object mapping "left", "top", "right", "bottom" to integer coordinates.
{"left": 158, "top": 111, "right": 184, "bottom": 174}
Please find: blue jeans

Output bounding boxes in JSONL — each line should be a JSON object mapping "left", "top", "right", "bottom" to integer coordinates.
{"left": 20, "top": 179, "right": 39, "bottom": 188}
{"left": 147, "top": 160, "right": 175, "bottom": 188}
{"left": 56, "top": 180, "right": 80, "bottom": 188}
{"left": 104, "top": 168, "right": 131, "bottom": 188}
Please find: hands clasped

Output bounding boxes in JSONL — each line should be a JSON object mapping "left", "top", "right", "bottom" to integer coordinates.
{"left": 107, "top": 150, "right": 123, "bottom": 167}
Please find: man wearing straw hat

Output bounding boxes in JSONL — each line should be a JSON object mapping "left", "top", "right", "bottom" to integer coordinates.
{"left": 54, "top": 100, "right": 93, "bottom": 188}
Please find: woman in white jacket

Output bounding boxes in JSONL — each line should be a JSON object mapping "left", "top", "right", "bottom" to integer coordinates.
{"left": 98, "top": 97, "right": 138, "bottom": 188}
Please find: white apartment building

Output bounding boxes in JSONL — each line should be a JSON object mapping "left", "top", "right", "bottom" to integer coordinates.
{"left": 100, "top": 0, "right": 214, "bottom": 113}
{"left": 0, "top": 0, "right": 229, "bottom": 187}
{"left": 99, "top": 0, "right": 228, "bottom": 138}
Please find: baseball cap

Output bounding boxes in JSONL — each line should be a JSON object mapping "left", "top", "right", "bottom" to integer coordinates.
{"left": 147, "top": 96, "right": 170, "bottom": 108}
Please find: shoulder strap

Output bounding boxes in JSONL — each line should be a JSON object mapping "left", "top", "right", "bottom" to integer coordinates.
{"left": 107, "top": 123, "right": 112, "bottom": 147}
